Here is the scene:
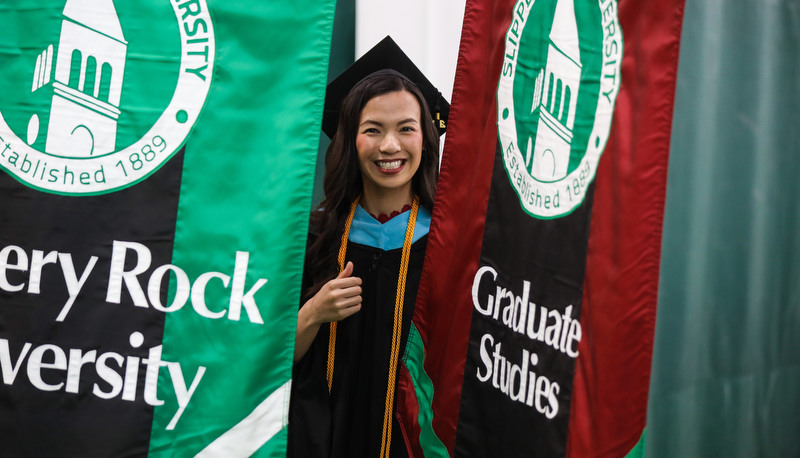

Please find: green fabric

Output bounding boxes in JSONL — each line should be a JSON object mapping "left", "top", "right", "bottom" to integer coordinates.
{"left": 404, "top": 323, "right": 449, "bottom": 457}
{"left": 147, "top": 1, "right": 335, "bottom": 456}
{"left": 625, "top": 429, "right": 646, "bottom": 458}
{"left": 647, "top": 0, "right": 800, "bottom": 456}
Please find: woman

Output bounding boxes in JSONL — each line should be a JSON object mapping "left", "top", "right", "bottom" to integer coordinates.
{"left": 289, "top": 65, "right": 443, "bottom": 458}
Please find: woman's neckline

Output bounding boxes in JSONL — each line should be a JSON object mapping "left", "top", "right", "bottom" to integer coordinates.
{"left": 368, "top": 204, "right": 412, "bottom": 224}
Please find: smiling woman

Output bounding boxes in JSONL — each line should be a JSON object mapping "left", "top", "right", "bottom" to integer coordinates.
{"left": 356, "top": 90, "right": 424, "bottom": 217}
{"left": 288, "top": 38, "right": 448, "bottom": 458}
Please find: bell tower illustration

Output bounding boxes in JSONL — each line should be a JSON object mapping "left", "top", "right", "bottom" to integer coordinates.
{"left": 30, "top": 0, "right": 127, "bottom": 157}
{"left": 526, "top": 0, "right": 582, "bottom": 182}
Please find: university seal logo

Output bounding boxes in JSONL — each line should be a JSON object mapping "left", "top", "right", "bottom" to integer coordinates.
{"left": 0, "top": 0, "right": 214, "bottom": 195}
{"left": 497, "top": 0, "right": 622, "bottom": 218}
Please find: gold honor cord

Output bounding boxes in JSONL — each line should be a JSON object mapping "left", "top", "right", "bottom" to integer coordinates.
{"left": 327, "top": 197, "right": 360, "bottom": 393}
{"left": 379, "top": 196, "right": 419, "bottom": 458}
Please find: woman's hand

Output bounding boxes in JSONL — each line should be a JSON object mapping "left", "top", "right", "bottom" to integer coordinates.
{"left": 294, "top": 262, "right": 362, "bottom": 361}
{"left": 304, "top": 261, "right": 363, "bottom": 323}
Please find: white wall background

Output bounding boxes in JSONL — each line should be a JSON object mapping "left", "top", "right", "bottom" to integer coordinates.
{"left": 355, "top": 0, "right": 467, "bottom": 104}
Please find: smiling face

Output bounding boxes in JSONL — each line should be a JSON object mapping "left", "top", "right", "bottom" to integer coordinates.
{"left": 355, "top": 90, "right": 423, "bottom": 213}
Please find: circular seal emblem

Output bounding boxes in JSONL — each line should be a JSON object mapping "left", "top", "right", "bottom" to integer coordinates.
{"left": 0, "top": 0, "right": 214, "bottom": 195}
{"left": 497, "top": 0, "right": 622, "bottom": 219}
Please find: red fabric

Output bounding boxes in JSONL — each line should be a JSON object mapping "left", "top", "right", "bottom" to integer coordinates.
{"left": 396, "top": 364, "right": 424, "bottom": 458}
{"left": 408, "top": 0, "right": 515, "bottom": 453}
{"left": 566, "top": 0, "right": 685, "bottom": 456}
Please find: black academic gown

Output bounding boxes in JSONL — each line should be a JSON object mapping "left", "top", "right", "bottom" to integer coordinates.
{"left": 289, "top": 235, "right": 427, "bottom": 458}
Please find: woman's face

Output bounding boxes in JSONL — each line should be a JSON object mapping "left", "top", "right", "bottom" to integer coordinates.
{"left": 355, "top": 90, "right": 423, "bottom": 202}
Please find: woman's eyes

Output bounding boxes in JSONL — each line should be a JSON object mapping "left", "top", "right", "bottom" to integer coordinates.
{"left": 361, "top": 126, "right": 416, "bottom": 134}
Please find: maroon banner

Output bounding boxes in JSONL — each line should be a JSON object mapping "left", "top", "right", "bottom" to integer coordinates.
{"left": 567, "top": 0, "right": 685, "bottom": 456}
{"left": 406, "top": 0, "right": 514, "bottom": 453}
{"left": 406, "top": 0, "right": 685, "bottom": 456}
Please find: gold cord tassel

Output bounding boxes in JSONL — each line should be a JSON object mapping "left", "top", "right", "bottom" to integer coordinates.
{"left": 326, "top": 197, "right": 360, "bottom": 393}
{"left": 325, "top": 195, "right": 420, "bottom": 457}
{"left": 379, "top": 196, "right": 419, "bottom": 458}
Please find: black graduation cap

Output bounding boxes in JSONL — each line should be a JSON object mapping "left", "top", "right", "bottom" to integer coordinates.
{"left": 321, "top": 36, "right": 450, "bottom": 139}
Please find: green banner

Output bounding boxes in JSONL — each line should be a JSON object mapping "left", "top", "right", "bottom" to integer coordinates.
{"left": 149, "top": 2, "right": 336, "bottom": 456}
{"left": 0, "top": 0, "right": 334, "bottom": 455}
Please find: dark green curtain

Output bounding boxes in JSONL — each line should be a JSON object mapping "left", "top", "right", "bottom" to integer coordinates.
{"left": 647, "top": 0, "right": 800, "bottom": 456}
{"left": 312, "top": 0, "right": 355, "bottom": 207}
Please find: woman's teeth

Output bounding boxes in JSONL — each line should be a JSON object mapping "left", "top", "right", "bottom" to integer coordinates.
{"left": 376, "top": 160, "right": 403, "bottom": 170}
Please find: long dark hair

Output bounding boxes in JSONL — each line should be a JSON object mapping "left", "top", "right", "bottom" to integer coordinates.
{"left": 306, "top": 70, "right": 440, "bottom": 296}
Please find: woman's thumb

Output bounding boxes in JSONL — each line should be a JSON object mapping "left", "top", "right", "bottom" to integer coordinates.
{"left": 338, "top": 261, "right": 354, "bottom": 278}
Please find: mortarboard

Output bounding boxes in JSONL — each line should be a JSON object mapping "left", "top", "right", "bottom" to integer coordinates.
{"left": 321, "top": 36, "right": 450, "bottom": 139}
